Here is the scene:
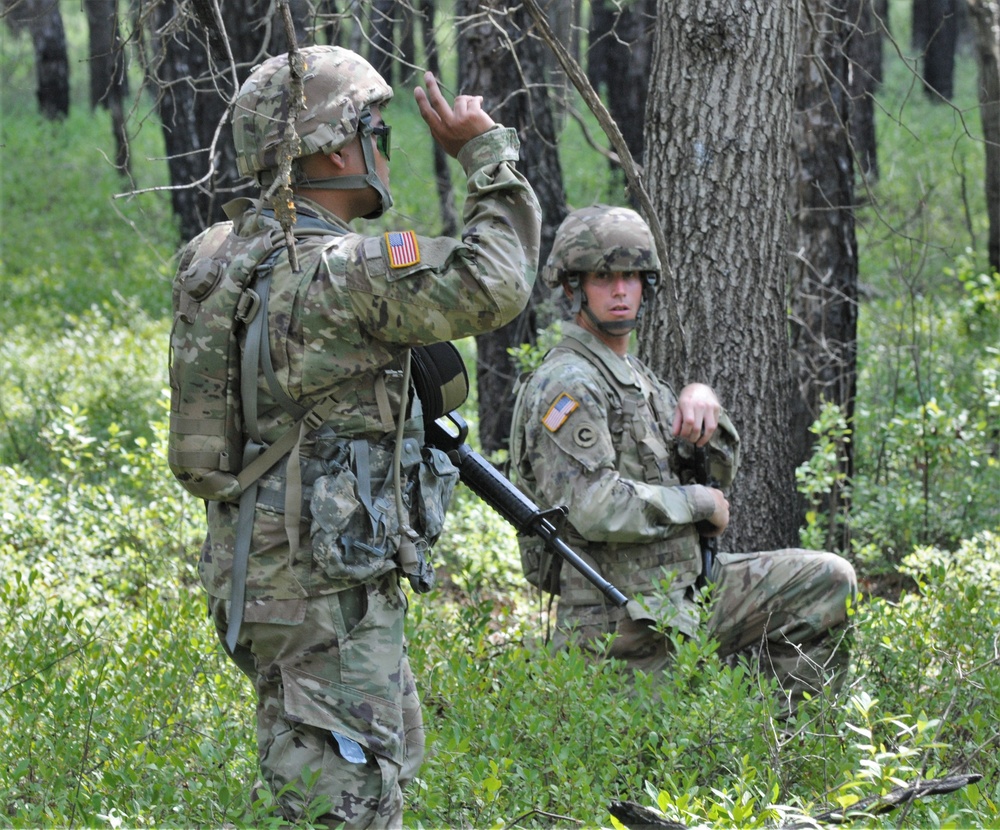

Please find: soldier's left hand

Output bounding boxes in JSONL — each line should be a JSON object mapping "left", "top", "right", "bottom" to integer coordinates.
{"left": 673, "top": 383, "right": 721, "bottom": 447}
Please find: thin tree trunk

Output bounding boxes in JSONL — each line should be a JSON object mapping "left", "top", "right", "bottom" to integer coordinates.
{"left": 641, "top": 0, "right": 801, "bottom": 551}
{"left": 914, "top": 0, "right": 960, "bottom": 99}
{"left": 847, "top": 0, "right": 883, "bottom": 180}
{"left": 457, "top": 0, "right": 567, "bottom": 456}
{"left": 84, "top": 0, "right": 128, "bottom": 108}
{"left": 84, "top": 0, "right": 130, "bottom": 174}
{"left": 5, "top": 0, "right": 70, "bottom": 119}
{"left": 968, "top": 0, "right": 1000, "bottom": 274}
{"left": 587, "top": 0, "right": 654, "bottom": 174}
{"left": 370, "top": 0, "right": 396, "bottom": 83}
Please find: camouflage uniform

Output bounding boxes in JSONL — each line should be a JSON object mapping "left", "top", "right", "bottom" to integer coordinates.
{"left": 510, "top": 322, "right": 856, "bottom": 712}
{"left": 179, "top": 118, "right": 540, "bottom": 825}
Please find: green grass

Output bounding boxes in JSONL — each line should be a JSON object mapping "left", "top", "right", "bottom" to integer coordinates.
{"left": 2, "top": 2, "right": 999, "bottom": 827}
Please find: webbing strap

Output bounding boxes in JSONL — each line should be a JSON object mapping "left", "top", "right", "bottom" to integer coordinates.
{"left": 258, "top": 274, "right": 307, "bottom": 422}
{"left": 374, "top": 374, "right": 394, "bottom": 431}
{"left": 352, "top": 438, "right": 382, "bottom": 538}
{"left": 227, "top": 441, "right": 265, "bottom": 652}
{"left": 241, "top": 273, "right": 269, "bottom": 445}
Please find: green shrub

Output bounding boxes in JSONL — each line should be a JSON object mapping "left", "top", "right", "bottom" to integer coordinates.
{"left": 2, "top": 3, "right": 998, "bottom": 825}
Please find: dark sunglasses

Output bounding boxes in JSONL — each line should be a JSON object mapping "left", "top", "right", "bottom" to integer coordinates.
{"left": 370, "top": 124, "right": 391, "bottom": 160}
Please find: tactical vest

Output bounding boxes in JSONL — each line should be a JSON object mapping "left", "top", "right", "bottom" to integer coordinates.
{"left": 514, "top": 335, "right": 701, "bottom": 607}
{"left": 173, "top": 206, "right": 457, "bottom": 651}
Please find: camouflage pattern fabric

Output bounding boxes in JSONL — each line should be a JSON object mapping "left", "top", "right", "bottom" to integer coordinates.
{"left": 510, "top": 323, "right": 856, "bottom": 710}
{"left": 193, "top": 125, "right": 540, "bottom": 604}
{"left": 208, "top": 573, "right": 421, "bottom": 827}
{"left": 179, "top": 124, "right": 540, "bottom": 827}
{"left": 541, "top": 203, "right": 660, "bottom": 287}
{"left": 233, "top": 45, "right": 394, "bottom": 179}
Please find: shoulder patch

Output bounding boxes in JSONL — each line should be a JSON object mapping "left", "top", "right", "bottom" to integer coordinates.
{"left": 362, "top": 236, "right": 387, "bottom": 276}
{"left": 385, "top": 230, "right": 420, "bottom": 268}
{"left": 542, "top": 392, "right": 579, "bottom": 432}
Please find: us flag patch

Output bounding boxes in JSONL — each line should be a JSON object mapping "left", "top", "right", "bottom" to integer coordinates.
{"left": 542, "top": 393, "right": 579, "bottom": 432}
{"left": 385, "top": 230, "right": 420, "bottom": 268}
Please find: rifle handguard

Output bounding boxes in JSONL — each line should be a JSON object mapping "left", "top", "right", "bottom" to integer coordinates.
{"left": 427, "top": 413, "right": 627, "bottom": 608}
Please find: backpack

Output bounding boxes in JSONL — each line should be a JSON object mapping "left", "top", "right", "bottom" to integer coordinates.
{"left": 168, "top": 221, "right": 337, "bottom": 502}
{"left": 168, "top": 223, "right": 282, "bottom": 500}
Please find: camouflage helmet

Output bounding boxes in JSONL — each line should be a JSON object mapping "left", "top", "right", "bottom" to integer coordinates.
{"left": 233, "top": 45, "right": 393, "bottom": 181}
{"left": 542, "top": 204, "right": 661, "bottom": 288}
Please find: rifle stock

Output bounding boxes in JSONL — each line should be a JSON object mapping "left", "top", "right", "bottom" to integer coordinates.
{"left": 426, "top": 412, "right": 628, "bottom": 608}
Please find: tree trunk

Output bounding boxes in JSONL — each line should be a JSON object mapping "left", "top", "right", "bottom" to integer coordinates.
{"left": 457, "top": 0, "right": 567, "bottom": 456}
{"left": 84, "top": 0, "right": 128, "bottom": 108}
{"left": 788, "top": 0, "right": 860, "bottom": 552}
{"left": 587, "top": 0, "right": 655, "bottom": 173}
{"left": 640, "top": 0, "right": 800, "bottom": 552}
{"left": 967, "top": 0, "right": 1000, "bottom": 274}
{"left": 914, "top": 0, "right": 959, "bottom": 99}
{"left": 4, "top": 0, "right": 70, "bottom": 119}
{"left": 143, "top": 0, "right": 310, "bottom": 242}
{"left": 846, "top": 0, "right": 884, "bottom": 180}
{"left": 84, "top": 0, "right": 130, "bottom": 173}
{"left": 370, "top": 0, "right": 397, "bottom": 83}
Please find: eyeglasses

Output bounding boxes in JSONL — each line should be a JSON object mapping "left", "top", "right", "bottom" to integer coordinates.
{"left": 370, "top": 124, "right": 391, "bottom": 160}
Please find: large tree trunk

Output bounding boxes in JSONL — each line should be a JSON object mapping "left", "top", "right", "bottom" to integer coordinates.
{"left": 640, "top": 0, "right": 800, "bottom": 552}
{"left": 968, "top": 0, "right": 1000, "bottom": 274}
{"left": 457, "top": 0, "right": 567, "bottom": 456}
{"left": 4, "top": 0, "right": 70, "bottom": 119}
{"left": 788, "top": 0, "right": 860, "bottom": 552}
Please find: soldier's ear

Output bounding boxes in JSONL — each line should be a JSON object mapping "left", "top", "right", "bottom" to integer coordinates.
{"left": 325, "top": 150, "right": 349, "bottom": 170}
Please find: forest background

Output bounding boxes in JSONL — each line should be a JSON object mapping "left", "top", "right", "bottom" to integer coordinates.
{"left": 1, "top": 0, "right": 999, "bottom": 827}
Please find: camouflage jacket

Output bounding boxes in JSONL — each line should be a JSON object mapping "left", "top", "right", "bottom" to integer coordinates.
{"left": 192, "top": 126, "right": 541, "bottom": 603}
{"left": 510, "top": 324, "right": 740, "bottom": 626}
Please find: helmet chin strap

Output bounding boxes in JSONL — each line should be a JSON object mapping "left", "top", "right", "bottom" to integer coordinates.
{"left": 581, "top": 303, "right": 639, "bottom": 335}
{"left": 571, "top": 277, "right": 656, "bottom": 336}
{"left": 294, "top": 112, "right": 393, "bottom": 219}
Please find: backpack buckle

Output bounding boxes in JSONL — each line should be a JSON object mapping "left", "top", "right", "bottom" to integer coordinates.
{"left": 236, "top": 288, "right": 261, "bottom": 324}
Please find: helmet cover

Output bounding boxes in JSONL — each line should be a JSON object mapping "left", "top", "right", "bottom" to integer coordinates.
{"left": 233, "top": 45, "right": 393, "bottom": 180}
{"left": 542, "top": 204, "right": 661, "bottom": 288}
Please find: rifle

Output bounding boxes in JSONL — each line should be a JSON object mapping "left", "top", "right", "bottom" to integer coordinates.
{"left": 693, "top": 445, "right": 720, "bottom": 588}
{"left": 425, "top": 411, "right": 628, "bottom": 608}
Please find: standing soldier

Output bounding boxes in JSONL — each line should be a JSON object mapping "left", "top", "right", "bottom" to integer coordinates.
{"left": 509, "top": 205, "right": 854, "bottom": 715}
{"left": 170, "top": 46, "right": 540, "bottom": 827}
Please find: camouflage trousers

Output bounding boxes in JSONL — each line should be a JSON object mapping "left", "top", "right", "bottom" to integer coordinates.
{"left": 554, "top": 548, "right": 857, "bottom": 712}
{"left": 208, "top": 571, "right": 424, "bottom": 829}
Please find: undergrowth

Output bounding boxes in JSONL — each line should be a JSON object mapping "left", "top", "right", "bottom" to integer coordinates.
{"left": 2, "top": 1, "right": 998, "bottom": 826}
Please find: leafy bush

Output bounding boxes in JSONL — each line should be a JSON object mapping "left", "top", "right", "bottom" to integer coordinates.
{"left": 3, "top": 4, "right": 999, "bottom": 826}
{"left": 850, "top": 258, "right": 1000, "bottom": 568}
